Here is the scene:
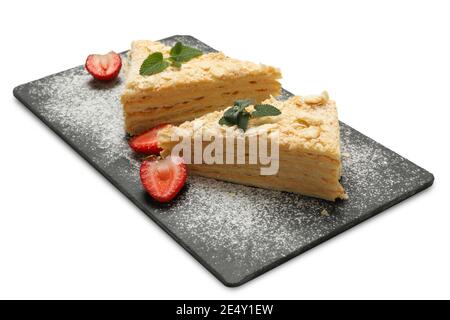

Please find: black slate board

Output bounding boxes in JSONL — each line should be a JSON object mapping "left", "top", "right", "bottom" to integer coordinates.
{"left": 13, "top": 35, "right": 434, "bottom": 287}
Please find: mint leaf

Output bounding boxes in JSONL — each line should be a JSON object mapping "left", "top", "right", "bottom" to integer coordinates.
{"left": 139, "top": 52, "right": 169, "bottom": 76}
{"left": 237, "top": 112, "right": 250, "bottom": 131}
{"left": 170, "top": 42, "right": 183, "bottom": 56}
{"left": 252, "top": 104, "right": 281, "bottom": 118}
{"left": 139, "top": 42, "right": 203, "bottom": 76}
{"left": 169, "top": 58, "right": 182, "bottom": 68}
{"left": 170, "top": 42, "right": 203, "bottom": 63}
{"left": 223, "top": 102, "right": 250, "bottom": 124}
{"left": 220, "top": 106, "right": 251, "bottom": 131}
{"left": 219, "top": 117, "right": 234, "bottom": 126}
{"left": 223, "top": 106, "right": 241, "bottom": 124}
{"left": 234, "top": 99, "right": 252, "bottom": 108}
{"left": 218, "top": 100, "right": 281, "bottom": 131}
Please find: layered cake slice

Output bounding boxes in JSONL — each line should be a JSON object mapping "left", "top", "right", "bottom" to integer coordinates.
{"left": 121, "top": 40, "right": 282, "bottom": 135}
{"left": 157, "top": 91, "right": 347, "bottom": 201}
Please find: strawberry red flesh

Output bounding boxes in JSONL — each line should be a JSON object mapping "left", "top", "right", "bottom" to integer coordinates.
{"left": 129, "top": 124, "right": 170, "bottom": 154}
{"left": 140, "top": 156, "right": 187, "bottom": 203}
{"left": 85, "top": 51, "right": 122, "bottom": 81}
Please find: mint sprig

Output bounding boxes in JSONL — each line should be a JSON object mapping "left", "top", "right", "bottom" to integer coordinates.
{"left": 169, "top": 42, "right": 203, "bottom": 63}
{"left": 252, "top": 104, "right": 282, "bottom": 118}
{"left": 139, "top": 52, "right": 170, "bottom": 76}
{"left": 222, "top": 100, "right": 250, "bottom": 124}
{"left": 139, "top": 42, "right": 203, "bottom": 76}
{"left": 218, "top": 100, "right": 281, "bottom": 131}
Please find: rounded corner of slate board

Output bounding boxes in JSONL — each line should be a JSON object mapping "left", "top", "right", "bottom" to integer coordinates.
{"left": 12, "top": 85, "right": 21, "bottom": 98}
{"left": 426, "top": 172, "right": 435, "bottom": 186}
{"left": 219, "top": 278, "right": 244, "bottom": 288}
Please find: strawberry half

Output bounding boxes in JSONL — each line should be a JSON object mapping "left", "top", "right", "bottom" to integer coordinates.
{"left": 129, "top": 124, "right": 170, "bottom": 154}
{"left": 85, "top": 51, "right": 122, "bottom": 81}
{"left": 140, "top": 156, "right": 187, "bottom": 203}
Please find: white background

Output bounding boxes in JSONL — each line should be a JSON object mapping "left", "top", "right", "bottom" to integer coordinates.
{"left": 0, "top": 0, "right": 448, "bottom": 299}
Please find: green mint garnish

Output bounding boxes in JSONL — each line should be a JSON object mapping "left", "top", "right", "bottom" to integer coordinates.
{"left": 139, "top": 52, "right": 170, "bottom": 76}
{"left": 222, "top": 103, "right": 251, "bottom": 131}
{"left": 218, "top": 117, "right": 234, "bottom": 126}
{"left": 169, "top": 42, "right": 203, "bottom": 64}
{"left": 139, "top": 42, "right": 203, "bottom": 76}
{"left": 233, "top": 99, "right": 252, "bottom": 108}
{"left": 218, "top": 100, "right": 281, "bottom": 131}
{"left": 252, "top": 104, "right": 282, "bottom": 118}
{"left": 223, "top": 103, "right": 247, "bottom": 124}
{"left": 237, "top": 112, "right": 250, "bottom": 131}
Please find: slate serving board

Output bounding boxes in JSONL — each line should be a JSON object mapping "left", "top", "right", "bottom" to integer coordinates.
{"left": 13, "top": 35, "right": 434, "bottom": 287}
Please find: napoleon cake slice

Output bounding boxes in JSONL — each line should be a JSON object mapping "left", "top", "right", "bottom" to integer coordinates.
{"left": 121, "top": 40, "right": 282, "bottom": 135}
{"left": 157, "top": 92, "right": 347, "bottom": 201}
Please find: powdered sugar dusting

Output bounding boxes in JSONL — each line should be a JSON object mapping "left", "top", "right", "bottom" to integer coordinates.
{"left": 14, "top": 35, "right": 433, "bottom": 286}
{"left": 18, "top": 63, "right": 141, "bottom": 180}
{"left": 150, "top": 123, "right": 432, "bottom": 283}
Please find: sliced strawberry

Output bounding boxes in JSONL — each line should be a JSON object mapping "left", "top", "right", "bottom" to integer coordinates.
{"left": 140, "top": 156, "right": 187, "bottom": 203}
{"left": 129, "top": 124, "right": 170, "bottom": 154}
{"left": 85, "top": 51, "right": 122, "bottom": 81}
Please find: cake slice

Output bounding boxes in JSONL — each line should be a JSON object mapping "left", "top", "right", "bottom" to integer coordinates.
{"left": 157, "top": 92, "right": 347, "bottom": 201}
{"left": 121, "top": 40, "right": 282, "bottom": 135}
